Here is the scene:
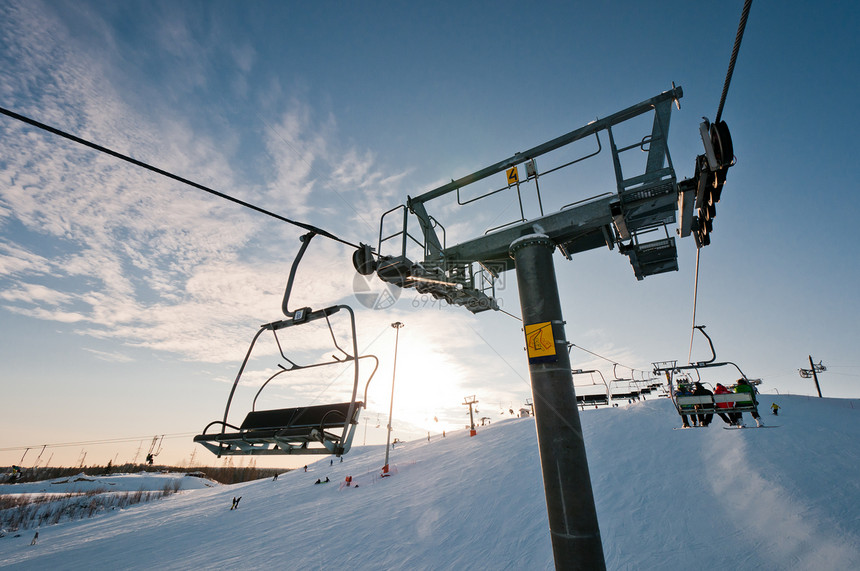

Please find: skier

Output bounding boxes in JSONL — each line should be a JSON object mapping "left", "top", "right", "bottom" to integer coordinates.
{"left": 771, "top": 402, "right": 780, "bottom": 416}
{"left": 30, "top": 531, "right": 38, "bottom": 545}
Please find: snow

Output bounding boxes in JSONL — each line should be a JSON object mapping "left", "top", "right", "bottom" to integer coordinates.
{"left": 1, "top": 395, "right": 858, "bottom": 570}
{"left": 1, "top": 472, "right": 217, "bottom": 495}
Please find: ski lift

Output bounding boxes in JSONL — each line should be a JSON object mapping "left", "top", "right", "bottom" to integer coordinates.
{"left": 194, "top": 233, "right": 379, "bottom": 457}
{"left": 653, "top": 327, "right": 762, "bottom": 420}
{"left": 145, "top": 435, "right": 163, "bottom": 465}
{"left": 571, "top": 369, "right": 610, "bottom": 407}
{"left": 609, "top": 364, "right": 641, "bottom": 402}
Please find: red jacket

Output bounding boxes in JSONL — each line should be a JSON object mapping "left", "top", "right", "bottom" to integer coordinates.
{"left": 714, "top": 384, "right": 733, "bottom": 409}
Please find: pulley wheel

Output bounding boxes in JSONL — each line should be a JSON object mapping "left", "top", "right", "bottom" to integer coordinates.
{"left": 710, "top": 121, "right": 733, "bottom": 168}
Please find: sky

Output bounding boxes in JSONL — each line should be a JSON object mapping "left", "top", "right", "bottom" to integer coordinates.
{"left": 1, "top": 0, "right": 859, "bottom": 469}
{"left": 2, "top": 395, "right": 859, "bottom": 569}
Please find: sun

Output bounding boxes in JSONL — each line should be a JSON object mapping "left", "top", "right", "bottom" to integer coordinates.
{"left": 365, "top": 335, "right": 467, "bottom": 435}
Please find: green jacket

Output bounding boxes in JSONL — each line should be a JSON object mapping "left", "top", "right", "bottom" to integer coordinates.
{"left": 734, "top": 382, "right": 757, "bottom": 405}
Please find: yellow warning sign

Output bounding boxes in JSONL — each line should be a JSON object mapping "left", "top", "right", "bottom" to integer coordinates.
{"left": 524, "top": 321, "right": 557, "bottom": 363}
{"left": 506, "top": 165, "right": 519, "bottom": 185}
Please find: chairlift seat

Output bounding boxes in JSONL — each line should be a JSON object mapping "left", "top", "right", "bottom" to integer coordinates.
{"left": 194, "top": 401, "right": 363, "bottom": 456}
{"left": 577, "top": 393, "right": 609, "bottom": 405}
{"left": 675, "top": 393, "right": 758, "bottom": 416}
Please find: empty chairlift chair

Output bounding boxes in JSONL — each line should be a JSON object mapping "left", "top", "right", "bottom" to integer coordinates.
{"left": 194, "top": 305, "right": 378, "bottom": 457}
{"left": 194, "top": 232, "right": 378, "bottom": 458}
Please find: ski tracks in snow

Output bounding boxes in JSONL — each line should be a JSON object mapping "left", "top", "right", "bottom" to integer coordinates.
{"left": 706, "top": 433, "right": 860, "bottom": 570}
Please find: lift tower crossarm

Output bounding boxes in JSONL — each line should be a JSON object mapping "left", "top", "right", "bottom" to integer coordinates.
{"left": 407, "top": 86, "right": 682, "bottom": 208}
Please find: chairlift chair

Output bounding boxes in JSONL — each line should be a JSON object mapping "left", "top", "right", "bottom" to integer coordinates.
{"left": 654, "top": 327, "right": 762, "bottom": 420}
{"left": 571, "top": 369, "right": 610, "bottom": 407}
{"left": 194, "top": 233, "right": 379, "bottom": 458}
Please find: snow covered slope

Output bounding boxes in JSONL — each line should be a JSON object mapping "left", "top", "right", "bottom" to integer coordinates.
{"left": 1, "top": 395, "right": 858, "bottom": 570}
{"left": 1, "top": 472, "right": 218, "bottom": 495}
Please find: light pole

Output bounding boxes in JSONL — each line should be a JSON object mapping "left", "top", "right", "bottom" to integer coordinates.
{"left": 382, "top": 321, "right": 404, "bottom": 475}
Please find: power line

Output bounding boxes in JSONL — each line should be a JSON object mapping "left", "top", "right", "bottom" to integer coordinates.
{"left": 0, "top": 105, "right": 361, "bottom": 250}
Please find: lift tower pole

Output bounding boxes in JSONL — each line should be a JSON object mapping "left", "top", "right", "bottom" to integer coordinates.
{"left": 511, "top": 233, "right": 605, "bottom": 570}
{"left": 364, "top": 88, "right": 696, "bottom": 571}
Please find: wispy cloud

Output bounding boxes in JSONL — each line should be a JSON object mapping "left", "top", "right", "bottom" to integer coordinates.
{"left": 0, "top": 1, "right": 434, "bottom": 373}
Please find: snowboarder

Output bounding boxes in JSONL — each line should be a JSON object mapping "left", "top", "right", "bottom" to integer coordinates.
{"left": 272, "top": 473, "right": 278, "bottom": 481}
{"left": 30, "top": 531, "right": 38, "bottom": 545}
{"left": 734, "top": 379, "right": 763, "bottom": 427}
{"left": 771, "top": 402, "right": 780, "bottom": 416}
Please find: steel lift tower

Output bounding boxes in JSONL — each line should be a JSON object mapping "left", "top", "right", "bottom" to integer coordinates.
{"left": 353, "top": 86, "right": 734, "bottom": 570}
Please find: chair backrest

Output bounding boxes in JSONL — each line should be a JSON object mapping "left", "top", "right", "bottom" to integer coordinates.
{"left": 241, "top": 402, "right": 362, "bottom": 431}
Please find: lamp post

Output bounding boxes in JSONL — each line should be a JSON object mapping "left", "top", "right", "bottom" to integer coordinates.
{"left": 382, "top": 321, "right": 404, "bottom": 475}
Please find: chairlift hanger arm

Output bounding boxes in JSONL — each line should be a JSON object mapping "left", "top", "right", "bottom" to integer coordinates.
{"left": 657, "top": 361, "right": 749, "bottom": 381}
{"left": 281, "top": 232, "right": 317, "bottom": 319}
{"left": 692, "top": 325, "right": 717, "bottom": 364}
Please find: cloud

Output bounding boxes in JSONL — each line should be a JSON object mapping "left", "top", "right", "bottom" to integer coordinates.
{"left": 82, "top": 347, "right": 136, "bottom": 363}
{"left": 0, "top": 0, "right": 535, "bottom": 430}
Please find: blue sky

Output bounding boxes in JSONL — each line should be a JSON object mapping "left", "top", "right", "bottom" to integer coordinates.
{"left": 1, "top": 0, "right": 858, "bottom": 468}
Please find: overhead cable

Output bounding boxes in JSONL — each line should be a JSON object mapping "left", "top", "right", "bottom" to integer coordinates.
{"left": 0, "top": 432, "right": 195, "bottom": 453}
{"left": 569, "top": 343, "right": 651, "bottom": 377}
{"left": 715, "top": 0, "right": 753, "bottom": 123}
{"left": 0, "top": 105, "right": 361, "bottom": 250}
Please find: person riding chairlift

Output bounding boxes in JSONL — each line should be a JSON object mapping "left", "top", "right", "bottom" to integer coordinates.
{"left": 692, "top": 382, "right": 713, "bottom": 427}
{"left": 733, "top": 378, "right": 764, "bottom": 428}
{"left": 674, "top": 383, "right": 694, "bottom": 428}
{"left": 714, "top": 383, "right": 735, "bottom": 425}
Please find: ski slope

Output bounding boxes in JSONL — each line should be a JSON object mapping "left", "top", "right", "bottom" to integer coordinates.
{"left": 1, "top": 395, "right": 858, "bottom": 570}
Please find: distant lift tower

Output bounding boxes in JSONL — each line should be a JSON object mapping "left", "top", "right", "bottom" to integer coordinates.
{"left": 463, "top": 395, "right": 478, "bottom": 436}
{"left": 799, "top": 356, "right": 826, "bottom": 398}
{"left": 354, "top": 86, "right": 734, "bottom": 570}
